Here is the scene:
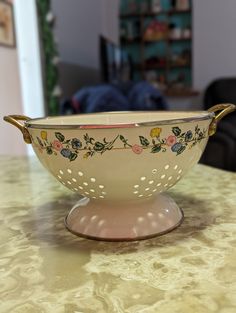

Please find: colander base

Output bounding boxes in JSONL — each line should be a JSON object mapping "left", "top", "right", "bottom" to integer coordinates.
{"left": 64, "top": 193, "right": 184, "bottom": 241}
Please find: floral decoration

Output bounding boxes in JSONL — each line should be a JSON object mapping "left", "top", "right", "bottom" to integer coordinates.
{"left": 32, "top": 125, "right": 207, "bottom": 161}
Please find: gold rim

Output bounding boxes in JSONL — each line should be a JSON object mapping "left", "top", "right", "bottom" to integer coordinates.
{"left": 25, "top": 111, "right": 214, "bottom": 130}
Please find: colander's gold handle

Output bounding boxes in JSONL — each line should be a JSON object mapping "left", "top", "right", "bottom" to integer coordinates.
{"left": 3, "top": 115, "right": 32, "bottom": 144}
{"left": 208, "top": 103, "right": 236, "bottom": 136}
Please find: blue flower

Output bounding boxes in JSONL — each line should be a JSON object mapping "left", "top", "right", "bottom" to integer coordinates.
{"left": 60, "top": 148, "right": 72, "bottom": 158}
{"left": 171, "top": 143, "right": 182, "bottom": 152}
{"left": 71, "top": 138, "right": 82, "bottom": 149}
{"left": 185, "top": 130, "right": 193, "bottom": 142}
{"left": 171, "top": 143, "right": 186, "bottom": 155}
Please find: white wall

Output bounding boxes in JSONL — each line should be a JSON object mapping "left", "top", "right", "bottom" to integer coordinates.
{"left": 52, "top": 0, "right": 119, "bottom": 69}
{"left": 0, "top": 47, "right": 27, "bottom": 155}
{"left": 0, "top": 0, "right": 45, "bottom": 156}
{"left": 193, "top": 0, "right": 236, "bottom": 91}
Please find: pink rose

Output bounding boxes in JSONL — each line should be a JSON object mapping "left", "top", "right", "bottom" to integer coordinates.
{"left": 132, "top": 144, "right": 143, "bottom": 154}
{"left": 166, "top": 135, "right": 177, "bottom": 146}
{"left": 53, "top": 140, "right": 63, "bottom": 151}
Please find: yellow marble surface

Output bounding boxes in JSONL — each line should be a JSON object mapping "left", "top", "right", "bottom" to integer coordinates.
{"left": 0, "top": 156, "right": 235, "bottom": 313}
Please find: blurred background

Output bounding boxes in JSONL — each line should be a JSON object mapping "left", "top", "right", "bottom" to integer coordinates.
{"left": 1, "top": 0, "right": 236, "bottom": 171}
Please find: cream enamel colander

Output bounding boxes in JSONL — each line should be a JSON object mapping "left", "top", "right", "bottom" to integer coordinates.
{"left": 4, "top": 104, "right": 235, "bottom": 241}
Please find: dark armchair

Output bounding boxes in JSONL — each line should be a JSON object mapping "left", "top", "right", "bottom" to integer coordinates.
{"left": 200, "top": 78, "right": 236, "bottom": 171}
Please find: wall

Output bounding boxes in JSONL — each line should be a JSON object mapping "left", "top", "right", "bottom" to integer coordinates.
{"left": 52, "top": 0, "right": 119, "bottom": 69}
{"left": 1, "top": 0, "right": 45, "bottom": 156}
{"left": 193, "top": 0, "right": 236, "bottom": 91}
{"left": 0, "top": 47, "right": 26, "bottom": 155}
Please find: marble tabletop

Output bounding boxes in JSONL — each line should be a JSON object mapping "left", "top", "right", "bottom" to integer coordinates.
{"left": 0, "top": 156, "right": 235, "bottom": 313}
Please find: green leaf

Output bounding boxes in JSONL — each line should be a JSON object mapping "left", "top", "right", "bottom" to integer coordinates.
{"left": 37, "top": 137, "right": 43, "bottom": 147}
{"left": 120, "top": 135, "right": 127, "bottom": 143}
{"left": 151, "top": 144, "right": 161, "bottom": 153}
{"left": 46, "top": 147, "right": 53, "bottom": 155}
{"left": 139, "top": 136, "right": 150, "bottom": 147}
{"left": 120, "top": 135, "right": 129, "bottom": 147}
{"left": 84, "top": 134, "right": 89, "bottom": 142}
{"left": 55, "top": 132, "right": 65, "bottom": 142}
{"left": 176, "top": 145, "right": 186, "bottom": 155}
{"left": 69, "top": 153, "right": 77, "bottom": 161}
{"left": 94, "top": 142, "right": 105, "bottom": 151}
{"left": 172, "top": 127, "right": 181, "bottom": 137}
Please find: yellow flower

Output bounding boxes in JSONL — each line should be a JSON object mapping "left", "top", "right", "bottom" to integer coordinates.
{"left": 83, "top": 152, "right": 90, "bottom": 159}
{"left": 41, "top": 131, "right": 47, "bottom": 140}
{"left": 150, "top": 127, "right": 162, "bottom": 138}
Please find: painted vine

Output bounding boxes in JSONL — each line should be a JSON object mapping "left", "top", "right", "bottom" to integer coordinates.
{"left": 33, "top": 126, "right": 207, "bottom": 161}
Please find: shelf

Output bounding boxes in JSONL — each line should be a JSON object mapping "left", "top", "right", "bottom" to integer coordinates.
{"left": 120, "top": 11, "right": 166, "bottom": 18}
{"left": 120, "top": 37, "right": 141, "bottom": 44}
{"left": 119, "top": 1, "right": 193, "bottom": 90}
{"left": 168, "top": 9, "right": 191, "bottom": 15}
{"left": 164, "top": 88, "right": 199, "bottom": 97}
{"left": 145, "top": 64, "right": 166, "bottom": 70}
{"left": 169, "top": 37, "right": 191, "bottom": 42}
{"left": 120, "top": 9, "right": 191, "bottom": 18}
{"left": 169, "top": 63, "right": 191, "bottom": 68}
{"left": 144, "top": 38, "right": 168, "bottom": 43}
{"left": 121, "top": 37, "right": 192, "bottom": 44}
{"left": 134, "top": 63, "right": 166, "bottom": 70}
{"left": 134, "top": 63, "right": 191, "bottom": 71}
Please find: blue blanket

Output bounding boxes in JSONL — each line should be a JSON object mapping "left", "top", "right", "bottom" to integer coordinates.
{"left": 60, "top": 81, "right": 168, "bottom": 114}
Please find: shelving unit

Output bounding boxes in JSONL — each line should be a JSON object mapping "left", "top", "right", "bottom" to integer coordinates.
{"left": 120, "top": 0, "right": 196, "bottom": 96}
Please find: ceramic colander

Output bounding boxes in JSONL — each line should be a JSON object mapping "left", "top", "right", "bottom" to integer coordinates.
{"left": 4, "top": 103, "right": 235, "bottom": 241}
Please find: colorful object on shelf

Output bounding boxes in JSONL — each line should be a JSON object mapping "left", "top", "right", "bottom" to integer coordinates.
{"left": 151, "top": 0, "right": 162, "bottom": 13}
{"left": 182, "top": 27, "right": 191, "bottom": 39}
{"left": 128, "top": 0, "right": 138, "bottom": 14}
{"left": 176, "top": 0, "right": 190, "bottom": 11}
{"left": 140, "top": 1, "right": 149, "bottom": 13}
{"left": 144, "top": 20, "right": 168, "bottom": 41}
{"left": 169, "top": 23, "right": 182, "bottom": 39}
{"left": 169, "top": 49, "right": 191, "bottom": 66}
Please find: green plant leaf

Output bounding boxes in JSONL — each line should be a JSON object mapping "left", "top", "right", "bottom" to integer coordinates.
{"left": 94, "top": 142, "right": 105, "bottom": 151}
{"left": 37, "top": 137, "right": 44, "bottom": 147}
{"left": 55, "top": 132, "right": 65, "bottom": 142}
{"left": 172, "top": 127, "right": 181, "bottom": 137}
{"left": 84, "top": 134, "right": 89, "bottom": 142}
{"left": 46, "top": 147, "right": 53, "bottom": 155}
{"left": 151, "top": 144, "right": 161, "bottom": 153}
{"left": 119, "top": 135, "right": 127, "bottom": 143}
{"left": 139, "top": 136, "right": 150, "bottom": 147}
{"left": 177, "top": 145, "right": 186, "bottom": 155}
{"left": 69, "top": 153, "right": 77, "bottom": 161}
